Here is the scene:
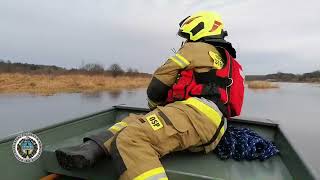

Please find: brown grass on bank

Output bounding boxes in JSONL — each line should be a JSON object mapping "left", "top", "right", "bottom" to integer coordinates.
{"left": 0, "top": 73, "right": 151, "bottom": 95}
{"left": 247, "top": 81, "right": 279, "bottom": 89}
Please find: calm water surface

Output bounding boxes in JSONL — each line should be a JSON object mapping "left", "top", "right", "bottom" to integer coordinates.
{"left": 0, "top": 83, "right": 319, "bottom": 176}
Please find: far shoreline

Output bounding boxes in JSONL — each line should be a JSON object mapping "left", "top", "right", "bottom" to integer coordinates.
{"left": 246, "top": 80, "right": 279, "bottom": 89}
{"left": 0, "top": 73, "right": 151, "bottom": 96}
{"left": 1, "top": 73, "right": 319, "bottom": 96}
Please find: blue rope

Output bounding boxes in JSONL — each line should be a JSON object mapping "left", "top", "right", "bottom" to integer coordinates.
{"left": 214, "top": 126, "right": 279, "bottom": 161}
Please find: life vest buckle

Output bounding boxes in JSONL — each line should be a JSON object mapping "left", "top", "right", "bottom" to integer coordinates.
{"left": 226, "top": 78, "right": 233, "bottom": 87}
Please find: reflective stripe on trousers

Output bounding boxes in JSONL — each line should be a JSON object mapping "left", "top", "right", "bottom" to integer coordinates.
{"left": 133, "top": 167, "right": 168, "bottom": 180}
{"left": 147, "top": 98, "right": 158, "bottom": 109}
{"left": 109, "top": 122, "right": 128, "bottom": 132}
{"left": 182, "top": 97, "right": 226, "bottom": 144}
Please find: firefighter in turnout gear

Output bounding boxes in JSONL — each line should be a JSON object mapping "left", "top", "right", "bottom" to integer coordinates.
{"left": 55, "top": 11, "right": 244, "bottom": 180}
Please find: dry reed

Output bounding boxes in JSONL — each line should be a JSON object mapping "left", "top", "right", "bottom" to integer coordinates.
{"left": 247, "top": 81, "right": 279, "bottom": 89}
{"left": 0, "top": 73, "right": 151, "bottom": 95}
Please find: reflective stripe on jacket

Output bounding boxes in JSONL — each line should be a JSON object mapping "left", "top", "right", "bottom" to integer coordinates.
{"left": 147, "top": 42, "right": 223, "bottom": 109}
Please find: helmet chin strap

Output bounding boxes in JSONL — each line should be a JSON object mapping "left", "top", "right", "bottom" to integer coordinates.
{"left": 222, "top": 30, "right": 228, "bottom": 38}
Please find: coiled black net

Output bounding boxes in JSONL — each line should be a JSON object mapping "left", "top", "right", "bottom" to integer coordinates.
{"left": 215, "top": 126, "right": 279, "bottom": 161}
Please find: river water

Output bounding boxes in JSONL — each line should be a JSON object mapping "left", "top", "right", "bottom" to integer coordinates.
{"left": 0, "top": 83, "right": 319, "bottom": 176}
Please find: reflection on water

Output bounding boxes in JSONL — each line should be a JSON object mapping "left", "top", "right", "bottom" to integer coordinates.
{"left": 108, "top": 90, "right": 123, "bottom": 99}
{"left": 80, "top": 90, "right": 124, "bottom": 101}
{"left": 81, "top": 91, "right": 104, "bottom": 99}
{"left": 0, "top": 83, "right": 320, "bottom": 176}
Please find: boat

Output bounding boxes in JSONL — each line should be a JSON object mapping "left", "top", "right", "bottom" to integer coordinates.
{"left": 0, "top": 105, "right": 316, "bottom": 180}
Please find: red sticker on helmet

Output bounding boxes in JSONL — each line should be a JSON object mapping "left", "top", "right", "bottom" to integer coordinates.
{"left": 210, "top": 21, "right": 222, "bottom": 32}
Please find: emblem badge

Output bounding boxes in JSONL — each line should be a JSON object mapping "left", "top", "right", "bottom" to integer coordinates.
{"left": 12, "top": 132, "right": 42, "bottom": 163}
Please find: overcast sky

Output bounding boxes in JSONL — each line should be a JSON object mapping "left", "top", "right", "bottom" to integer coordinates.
{"left": 0, "top": 0, "right": 319, "bottom": 74}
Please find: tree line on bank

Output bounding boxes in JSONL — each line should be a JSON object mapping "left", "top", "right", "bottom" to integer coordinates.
{"left": 245, "top": 71, "right": 320, "bottom": 82}
{"left": 0, "top": 60, "right": 150, "bottom": 77}
{"left": 2, "top": 60, "right": 318, "bottom": 82}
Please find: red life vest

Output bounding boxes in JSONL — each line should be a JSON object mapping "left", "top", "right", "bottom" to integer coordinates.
{"left": 166, "top": 49, "right": 244, "bottom": 117}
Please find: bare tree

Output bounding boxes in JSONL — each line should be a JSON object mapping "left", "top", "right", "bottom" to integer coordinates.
{"left": 108, "top": 64, "right": 124, "bottom": 77}
{"left": 80, "top": 63, "right": 104, "bottom": 74}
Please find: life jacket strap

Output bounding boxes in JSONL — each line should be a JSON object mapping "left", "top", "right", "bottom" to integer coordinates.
{"left": 199, "top": 117, "right": 227, "bottom": 147}
{"left": 194, "top": 69, "right": 232, "bottom": 88}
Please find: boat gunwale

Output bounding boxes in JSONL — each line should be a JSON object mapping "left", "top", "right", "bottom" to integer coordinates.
{"left": 113, "top": 105, "right": 279, "bottom": 127}
{"left": 1, "top": 105, "right": 278, "bottom": 144}
{"left": 276, "top": 123, "right": 318, "bottom": 179}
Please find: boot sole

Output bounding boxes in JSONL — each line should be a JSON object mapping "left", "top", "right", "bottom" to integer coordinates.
{"left": 55, "top": 150, "right": 91, "bottom": 170}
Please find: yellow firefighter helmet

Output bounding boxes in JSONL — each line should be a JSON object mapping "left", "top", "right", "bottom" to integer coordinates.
{"left": 178, "top": 11, "right": 227, "bottom": 41}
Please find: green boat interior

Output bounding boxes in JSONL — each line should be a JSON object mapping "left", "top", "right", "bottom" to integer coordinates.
{"left": 0, "top": 106, "right": 316, "bottom": 180}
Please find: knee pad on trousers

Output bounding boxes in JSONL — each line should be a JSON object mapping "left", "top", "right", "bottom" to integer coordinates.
{"left": 83, "top": 130, "right": 114, "bottom": 155}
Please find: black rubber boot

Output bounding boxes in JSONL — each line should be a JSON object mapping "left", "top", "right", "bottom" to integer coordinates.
{"left": 55, "top": 140, "right": 105, "bottom": 170}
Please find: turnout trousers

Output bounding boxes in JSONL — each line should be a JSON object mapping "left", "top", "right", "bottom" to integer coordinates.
{"left": 87, "top": 97, "right": 227, "bottom": 180}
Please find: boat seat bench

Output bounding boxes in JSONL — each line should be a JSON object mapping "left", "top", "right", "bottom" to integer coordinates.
{"left": 42, "top": 125, "right": 293, "bottom": 180}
